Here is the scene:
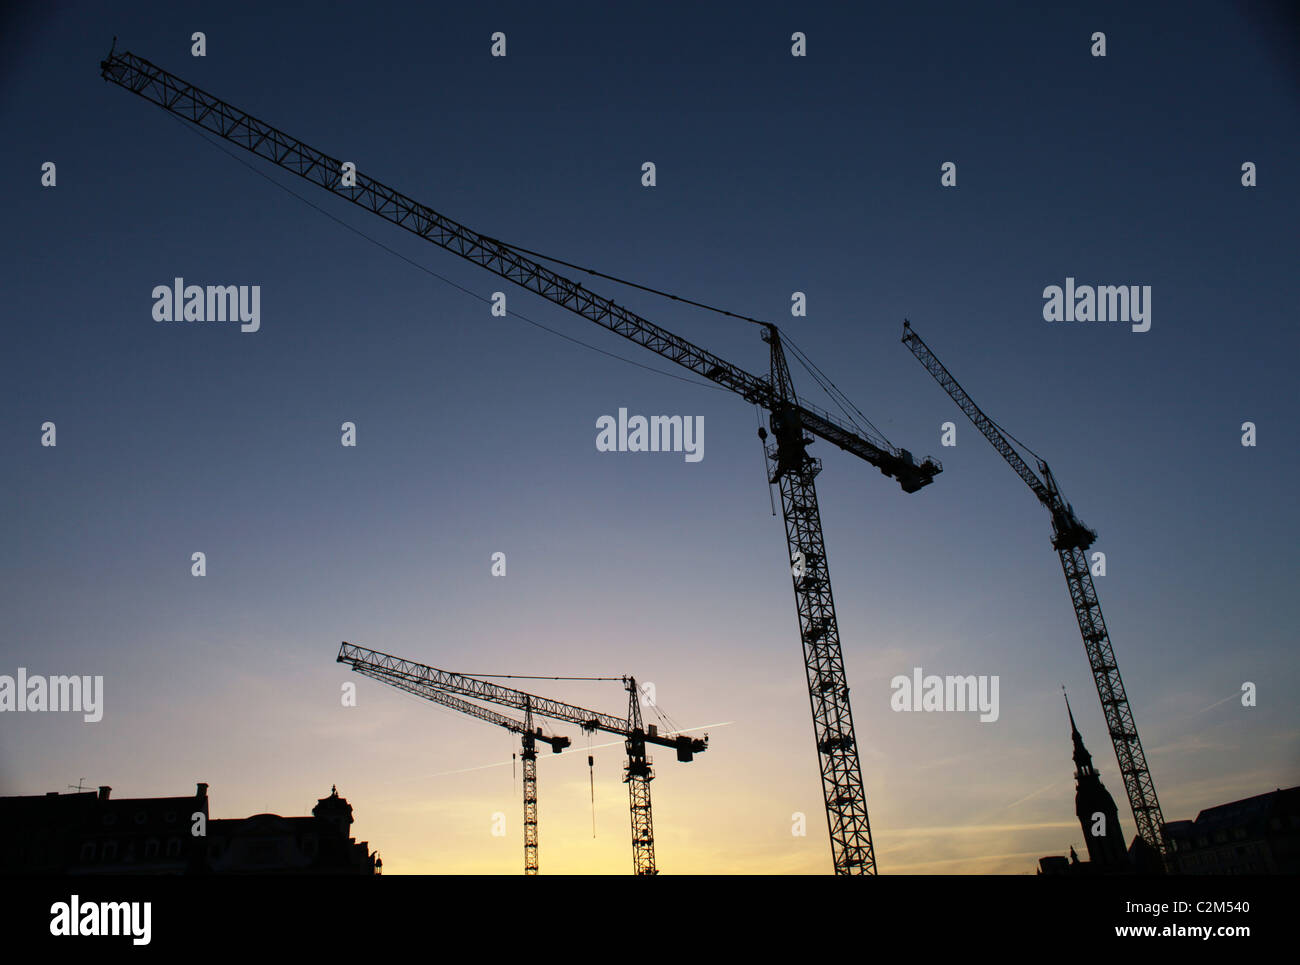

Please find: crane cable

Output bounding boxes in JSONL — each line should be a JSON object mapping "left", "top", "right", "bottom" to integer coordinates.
{"left": 452, "top": 673, "right": 623, "bottom": 681}
{"left": 512, "top": 236, "right": 899, "bottom": 451}
{"left": 989, "top": 413, "right": 1051, "bottom": 471}
{"left": 162, "top": 109, "right": 890, "bottom": 452}
{"left": 160, "top": 111, "right": 728, "bottom": 395}
{"left": 756, "top": 404, "right": 776, "bottom": 516}
{"left": 783, "top": 333, "right": 894, "bottom": 449}
{"left": 506, "top": 236, "right": 901, "bottom": 452}
{"left": 641, "top": 687, "right": 685, "bottom": 738}
{"left": 587, "top": 732, "right": 596, "bottom": 839}
{"left": 492, "top": 236, "right": 771, "bottom": 329}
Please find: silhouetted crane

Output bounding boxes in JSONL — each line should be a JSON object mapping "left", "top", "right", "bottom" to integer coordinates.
{"left": 103, "top": 48, "right": 940, "bottom": 874}
{"left": 337, "top": 643, "right": 707, "bottom": 874}
{"left": 345, "top": 655, "right": 570, "bottom": 874}
{"left": 901, "top": 320, "right": 1166, "bottom": 858}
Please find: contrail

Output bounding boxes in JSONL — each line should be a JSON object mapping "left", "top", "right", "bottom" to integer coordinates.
{"left": 998, "top": 780, "right": 1063, "bottom": 812}
{"left": 1197, "top": 693, "right": 1240, "bottom": 713}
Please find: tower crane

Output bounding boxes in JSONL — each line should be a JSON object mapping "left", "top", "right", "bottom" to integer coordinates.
{"left": 338, "top": 642, "right": 707, "bottom": 875}
{"left": 900, "top": 320, "right": 1166, "bottom": 859}
{"left": 346, "top": 656, "right": 570, "bottom": 874}
{"left": 102, "top": 48, "right": 941, "bottom": 874}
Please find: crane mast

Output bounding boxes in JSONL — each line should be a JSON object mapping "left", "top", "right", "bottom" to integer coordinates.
{"left": 761, "top": 326, "right": 874, "bottom": 872}
{"left": 103, "top": 48, "right": 940, "bottom": 874}
{"left": 900, "top": 321, "right": 1167, "bottom": 859}
{"left": 521, "top": 698, "right": 539, "bottom": 874}
{"left": 347, "top": 660, "right": 567, "bottom": 874}
{"left": 338, "top": 643, "right": 706, "bottom": 874}
{"left": 623, "top": 678, "right": 655, "bottom": 875}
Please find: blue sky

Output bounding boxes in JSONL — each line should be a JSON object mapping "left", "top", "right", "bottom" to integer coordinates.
{"left": 2, "top": 1, "right": 1297, "bottom": 873}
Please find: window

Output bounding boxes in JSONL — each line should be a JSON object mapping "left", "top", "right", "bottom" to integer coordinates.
{"left": 80, "top": 842, "right": 96, "bottom": 862}
{"left": 134, "top": 810, "right": 147, "bottom": 825}
{"left": 166, "top": 838, "right": 182, "bottom": 857}
{"left": 102, "top": 842, "right": 118, "bottom": 861}
{"left": 101, "top": 813, "right": 116, "bottom": 826}
{"left": 145, "top": 839, "right": 160, "bottom": 859}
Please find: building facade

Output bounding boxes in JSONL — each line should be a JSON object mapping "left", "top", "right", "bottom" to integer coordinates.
{"left": 0, "top": 782, "right": 379, "bottom": 875}
{"left": 1163, "top": 787, "right": 1299, "bottom": 875}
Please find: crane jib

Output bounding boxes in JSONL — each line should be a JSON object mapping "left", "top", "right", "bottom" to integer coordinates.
{"left": 899, "top": 321, "right": 1167, "bottom": 860}
{"left": 336, "top": 642, "right": 704, "bottom": 754}
{"left": 99, "top": 48, "right": 939, "bottom": 494}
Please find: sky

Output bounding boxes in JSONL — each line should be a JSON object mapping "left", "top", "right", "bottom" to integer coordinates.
{"left": 1, "top": 1, "right": 1297, "bottom": 875}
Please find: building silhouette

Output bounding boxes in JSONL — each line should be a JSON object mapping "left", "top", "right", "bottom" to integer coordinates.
{"left": 1038, "top": 697, "right": 1135, "bottom": 874}
{"left": 1067, "top": 696, "right": 1129, "bottom": 868}
{"left": 1163, "top": 786, "right": 1299, "bottom": 874}
{"left": 1037, "top": 696, "right": 1300, "bottom": 875}
{"left": 204, "top": 785, "right": 380, "bottom": 874}
{"left": 0, "top": 782, "right": 379, "bottom": 874}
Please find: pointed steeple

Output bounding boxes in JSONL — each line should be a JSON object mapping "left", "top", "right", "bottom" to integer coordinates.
{"left": 1065, "top": 693, "right": 1095, "bottom": 777}
{"left": 1063, "top": 690, "right": 1128, "bottom": 867}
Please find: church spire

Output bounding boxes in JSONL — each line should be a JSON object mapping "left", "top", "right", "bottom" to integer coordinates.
{"left": 1066, "top": 693, "right": 1095, "bottom": 777}
{"left": 1063, "top": 690, "right": 1128, "bottom": 867}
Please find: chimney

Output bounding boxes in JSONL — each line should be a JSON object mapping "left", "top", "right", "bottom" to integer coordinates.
{"left": 98, "top": 786, "right": 112, "bottom": 801}
{"left": 196, "top": 782, "right": 208, "bottom": 799}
